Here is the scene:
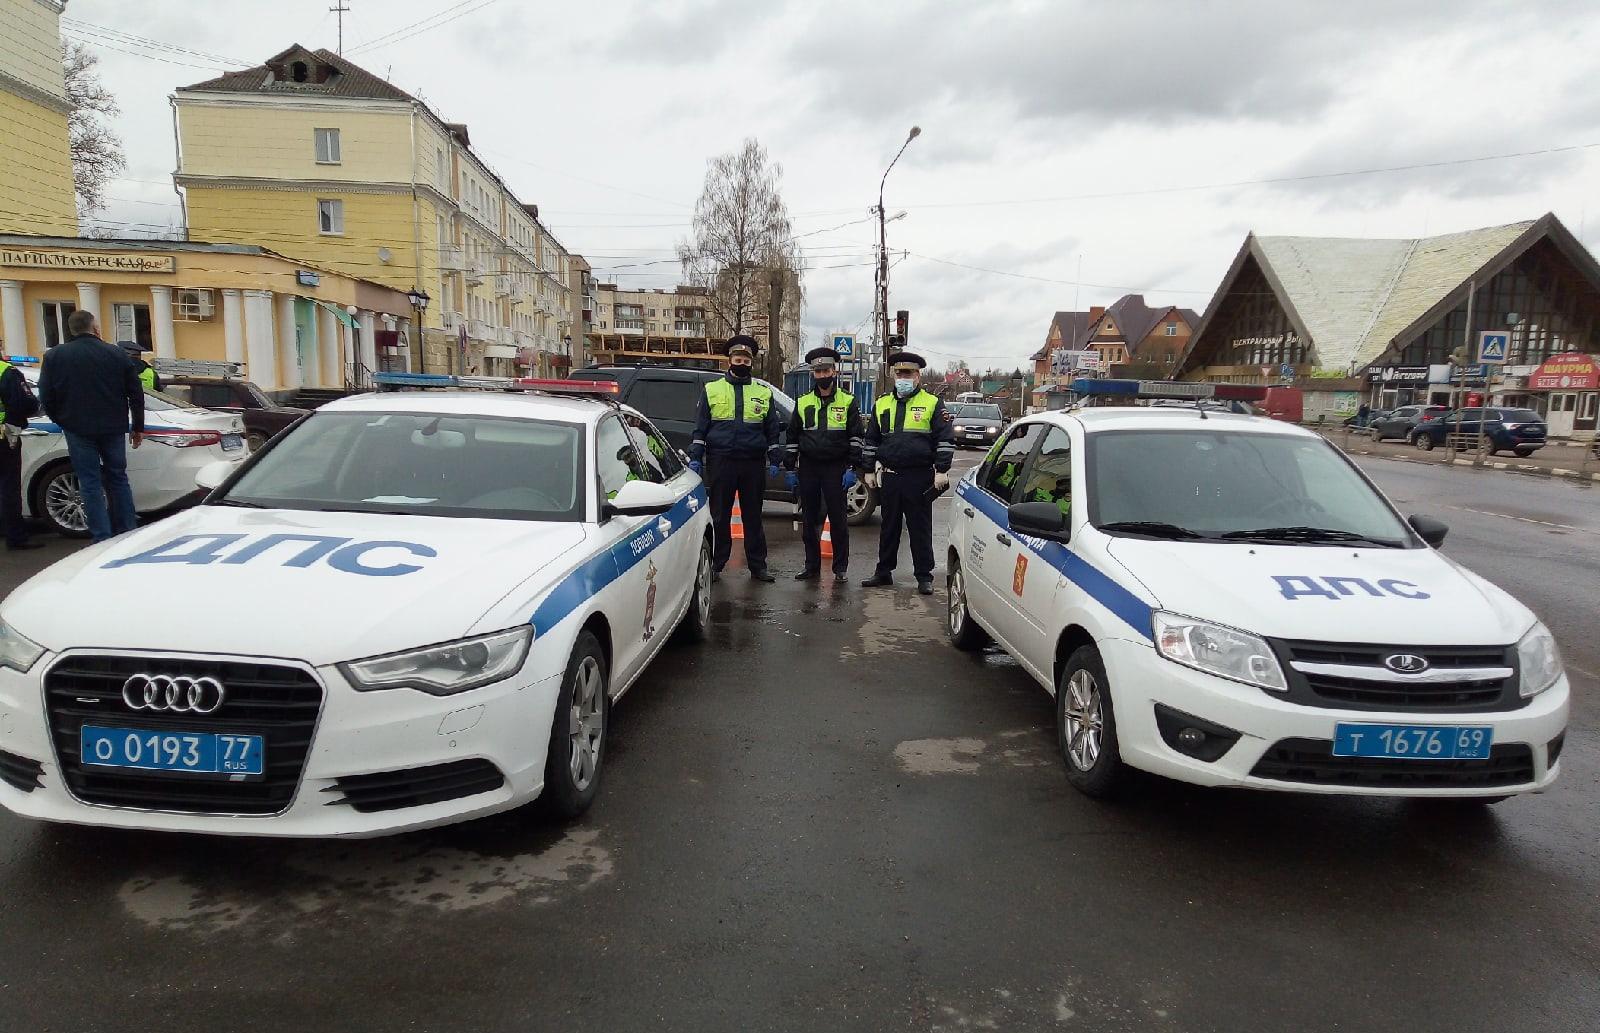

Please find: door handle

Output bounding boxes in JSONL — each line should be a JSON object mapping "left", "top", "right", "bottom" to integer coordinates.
{"left": 996, "top": 533, "right": 1012, "bottom": 547}
{"left": 962, "top": 506, "right": 974, "bottom": 518}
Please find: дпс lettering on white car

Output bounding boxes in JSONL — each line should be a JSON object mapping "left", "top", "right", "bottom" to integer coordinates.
{"left": 0, "top": 374, "right": 715, "bottom": 837}
{"left": 945, "top": 379, "right": 1569, "bottom": 805}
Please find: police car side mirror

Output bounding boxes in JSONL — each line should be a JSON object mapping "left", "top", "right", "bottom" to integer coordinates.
{"left": 1008, "top": 501, "right": 1069, "bottom": 543}
{"left": 1408, "top": 514, "right": 1448, "bottom": 548}
{"left": 194, "top": 460, "right": 234, "bottom": 492}
{"left": 604, "top": 480, "right": 675, "bottom": 518}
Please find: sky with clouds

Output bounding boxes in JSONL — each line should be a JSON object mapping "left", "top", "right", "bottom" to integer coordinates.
{"left": 67, "top": 0, "right": 1600, "bottom": 371}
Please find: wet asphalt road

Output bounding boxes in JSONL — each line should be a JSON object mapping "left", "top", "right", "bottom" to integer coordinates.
{"left": 0, "top": 452, "right": 1595, "bottom": 1032}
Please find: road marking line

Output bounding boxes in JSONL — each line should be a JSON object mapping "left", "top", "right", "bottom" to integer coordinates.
{"left": 1447, "top": 505, "right": 1596, "bottom": 535}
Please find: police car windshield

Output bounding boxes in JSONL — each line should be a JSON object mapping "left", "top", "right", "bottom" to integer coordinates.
{"left": 1088, "top": 429, "right": 1413, "bottom": 546}
{"left": 216, "top": 410, "right": 584, "bottom": 522}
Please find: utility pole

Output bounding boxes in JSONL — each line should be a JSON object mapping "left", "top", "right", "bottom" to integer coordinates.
{"left": 331, "top": 1, "right": 350, "bottom": 55}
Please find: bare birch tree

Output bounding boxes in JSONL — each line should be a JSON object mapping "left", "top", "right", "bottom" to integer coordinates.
{"left": 678, "top": 138, "right": 803, "bottom": 376}
{"left": 63, "top": 41, "right": 126, "bottom": 220}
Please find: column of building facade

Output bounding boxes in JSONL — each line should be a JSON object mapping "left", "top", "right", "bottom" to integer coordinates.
{"left": 242, "top": 289, "right": 277, "bottom": 391}
{"left": 148, "top": 285, "right": 177, "bottom": 360}
{"left": 0, "top": 281, "right": 27, "bottom": 355}
{"left": 318, "top": 303, "right": 341, "bottom": 388}
{"left": 276, "top": 293, "right": 301, "bottom": 393}
{"left": 221, "top": 289, "right": 245, "bottom": 366}
{"left": 75, "top": 283, "right": 103, "bottom": 338}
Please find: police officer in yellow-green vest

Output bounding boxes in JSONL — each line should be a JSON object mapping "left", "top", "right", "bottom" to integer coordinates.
{"left": 118, "top": 340, "right": 162, "bottom": 392}
{"left": 783, "top": 345, "right": 864, "bottom": 582}
{"left": 861, "top": 347, "right": 955, "bottom": 595}
{"left": 689, "top": 334, "right": 782, "bottom": 583}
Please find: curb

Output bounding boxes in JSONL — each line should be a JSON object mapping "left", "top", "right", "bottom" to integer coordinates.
{"left": 1337, "top": 445, "right": 1600, "bottom": 483}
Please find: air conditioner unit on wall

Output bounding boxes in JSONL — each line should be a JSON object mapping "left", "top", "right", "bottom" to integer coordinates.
{"left": 173, "top": 288, "right": 215, "bottom": 321}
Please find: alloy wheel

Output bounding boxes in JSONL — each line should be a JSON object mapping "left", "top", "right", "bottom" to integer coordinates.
{"left": 948, "top": 568, "right": 968, "bottom": 636}
{"left": 846, "top": 480, "right": 869, "bottom": 519}
{"left": 568, "top": 656, "right": 605, "bottom": 791}
{"left": 696, "top": 544, "right": 713, "bottom": 627}
{"left": 44, "top": 472, "right": 88, "bottom": 534}
{"left": 1063, "top": 669, "right": 1104, "bottom": 772}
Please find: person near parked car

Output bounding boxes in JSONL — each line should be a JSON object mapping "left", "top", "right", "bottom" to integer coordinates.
{"left": 0, "top": 351, "right": 42, "bottom": 551}
{"left": 117, "top": 340, "right": 162, "bottom": 392}
{"left": 38, "top": 309, "right": 144, "bottom": 543}
{"left": 689, "top": 334, "right": 781, "bottom": 583}
{"left": 861, "top": 347, "right": 955, "bottom": 596}
{"left": 783, "top": 345, "right": 863, "bottom": 583}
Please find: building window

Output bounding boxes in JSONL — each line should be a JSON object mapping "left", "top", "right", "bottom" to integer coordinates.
{"left": 317, "top": 199, "right": 344, "bottom": 235}
{"left": 112, "top": 302, "right": 152, "bottom": 350}
{"left": 314, "top": 128, "right": 341, "bottom": 164}
{"left": 40, "top": 300, "right": 76, "bottom": 349}
{"left": 1165, "top": 322, "right": 1178, "bottom": 336}
{"left": 290, "top": 61, "right": 309, "bottom": 83}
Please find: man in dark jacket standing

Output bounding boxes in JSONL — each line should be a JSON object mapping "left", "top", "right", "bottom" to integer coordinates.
{"left": 861, "top": 348, "right": 955, "bottom": 595}
{"left": 783, "top": 345, "right": 863, "bottom": 582}
{"left": 39, "top": 309, "right": 145, "bottom": 542}
{"left": 689, "top": 334, "right": 781, "bottom": 583}
{"left": 0, "top": 353, "right": 42, "bottom": 550}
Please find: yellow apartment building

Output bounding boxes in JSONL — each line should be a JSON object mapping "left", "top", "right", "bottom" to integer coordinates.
{"left": 0, "top": 235, "right": 413, "bottom": 393}
{"left": 174, "top": 45, "right": 577, "bottom": 377}
{"left": 0, "top": 0, "right": 78, "bottom": 236}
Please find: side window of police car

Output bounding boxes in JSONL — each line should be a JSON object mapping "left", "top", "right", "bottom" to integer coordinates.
{"left": 596, "top": 416, "right": 650, "bottom": 502}
{"left": 624, "top": 414, "right": 683, "bottom": 482}
{"left": 1019, "top": 427, "right": 1072, "bottom": 520}
{"left": 981, "top": 423, "right": 1041, "bottom": 505}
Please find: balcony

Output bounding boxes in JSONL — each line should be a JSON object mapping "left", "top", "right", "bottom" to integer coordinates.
{"left": 494, "top": 275, "right": 513, "bottom": 298}
{"left": 438, "top": 245, "right": 466, "bottom": 273}
{"left": 465, "top": 260, "right": 487, "bottom": 287}
{"left": 498, "top": 327, "right": 516, "bottom": 347}
{"left": 469, "top": 319, "right": 494, "bottom": 341}
{"left": 443, "top": 310, "right": 466, "bottom": 330}
{"left": 514, "top": 330, "right": 533, "bottom": 348}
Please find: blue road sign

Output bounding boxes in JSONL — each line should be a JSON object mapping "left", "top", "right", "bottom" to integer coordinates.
{"left": 1477, "top": 330, "right": 1508, "bottom": 364}
{"left": 832, "top": 334, "right": 855, "bottom": 357}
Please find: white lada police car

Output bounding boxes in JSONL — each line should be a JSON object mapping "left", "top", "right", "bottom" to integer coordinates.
{"left": 946, "top": 380, "right": 1568, "bottom": 803}
{"left": 0, "top": 374, "right": 711, "bottom": 836}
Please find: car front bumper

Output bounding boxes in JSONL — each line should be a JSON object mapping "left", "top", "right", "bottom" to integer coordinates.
{"left": 0, "top": 650, "right": 563, "bottom": 837}
{"left": 1100, "top": 637, "right": 1569, "bottom": 797}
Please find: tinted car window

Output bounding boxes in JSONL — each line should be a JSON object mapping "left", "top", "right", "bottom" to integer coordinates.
{"left": 963, "top": 404, "right": 1003, "bottom": 420}
{"left": 1499, "top": 409, "right": 1542, "bottom": 422}
{"left": 628, "top": 378, "right": 702, "bottom": 425}
{"left": 1020, "top": 426, "right": 1072, "bottom": 516}
{"left": 982, "top": 423, "right": 1042, "bottom": 505}
{"left": 187, "top": 383, "right": 238, "bottom": 408}
{"left": 596, "top": 415, "right": 649, "bottom": 499}
{"left": 625, "top": 414, "right": 684, "bottom": 481}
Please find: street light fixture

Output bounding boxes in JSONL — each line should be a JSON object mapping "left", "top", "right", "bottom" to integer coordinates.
{"left": 406, "top": 288, "right": 430, "bottom": 372}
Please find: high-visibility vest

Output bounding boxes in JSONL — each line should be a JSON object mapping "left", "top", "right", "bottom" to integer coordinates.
{"left": 873, "top": 389, "right": 939, "bottom": 433}
{"left": 798, "top": 390, "right": 856, "bottom": 430}
{"left": 138, "top": 365, "right": 156, "bottom": 391}
{"left": 704, "top": 378, "right": 772, "bottom": 423}
{"left": 0, "top": 359, "right": 9, "bottom": 423}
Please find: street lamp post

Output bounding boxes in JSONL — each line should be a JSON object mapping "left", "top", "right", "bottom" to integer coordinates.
{"left": 875, "top": 125, "right": 920, "bottom": 382}
{"left": 406, "top": 287, "right": 430, "bottom": 373}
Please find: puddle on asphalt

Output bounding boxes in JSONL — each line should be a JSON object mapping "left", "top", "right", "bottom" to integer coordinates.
{"left": 840, "top": 587, "right": 943, "bottom": 658}
{"left": 117, "top": 826, "right": 613, "bottom": 933}
{"left": 893, "top": 729, "right": 1052, "bottom": 775}
{"left": 925, "top": 979, "right": 1178, "bottom": 1031}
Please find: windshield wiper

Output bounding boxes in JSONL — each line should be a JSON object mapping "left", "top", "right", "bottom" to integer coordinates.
{"left": 1220, "top": 526, "right": 1403, "bottom": 547}
{"left": 210, "top": 498, "right": 266, "bottom": 509}
{"left": 1098, "top": 521, "right": 1207, "bottom": 540}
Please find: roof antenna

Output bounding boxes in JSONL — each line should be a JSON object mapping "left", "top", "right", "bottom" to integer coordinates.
{"left": 330, "top": 0, "right": 350, "bottom": 55}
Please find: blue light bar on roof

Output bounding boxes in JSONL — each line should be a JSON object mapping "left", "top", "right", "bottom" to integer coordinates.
{"left": 373, "top": 372, "right": 457, "bottom": 387}
{"left": 1072, "top": 378, "right": 1215, "bottom": 400}
{"left": 5, "top": 355, "right": 40, "bottom": 365}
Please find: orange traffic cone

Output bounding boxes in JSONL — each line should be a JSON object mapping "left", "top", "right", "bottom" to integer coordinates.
{"left": 730, "top": 498, "right": 745, "bottom": 540}
{"left": 819, "top": 518, "right": 834, "bottom": 560}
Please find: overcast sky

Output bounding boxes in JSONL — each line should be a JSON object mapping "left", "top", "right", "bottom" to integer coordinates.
{"left": 69, "top": 0, "right": 1600, "bottom": 372}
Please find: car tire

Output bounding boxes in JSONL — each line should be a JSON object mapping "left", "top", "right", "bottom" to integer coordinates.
{"left": 246, "top": 431, "right": 268, "bottom": 453}
{"left": 846, "top": 481, "right": 877, "bottom": 526}
{"left": 1417, "top": 435, "right": 1435, "bottom": 451}
{"left": 946, "top": 556, "right": 990, "bottom": 651}
{"left": 32, "top": 462, "right": 91, "bottom": 539}
{"left": 675, "top": 537, "right": 713, "bottom": 642}
{"left": 1514, "top": 448, "right": 1535, "bottom": 458}
{"left": 540, "top": 630, "right": 608, "bottom": 820}
{"left": 1057, "top": 645, "right": 1126, "bottom": 799}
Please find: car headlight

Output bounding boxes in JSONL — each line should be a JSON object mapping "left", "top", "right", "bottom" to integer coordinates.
{"left": 339, "top": 627, "right": 534, "bottom": 696}
{"left": 0, "top": 619, "right": 45, "bottom": 674}
{"left": 1153, "top": 611, "right": 1286, "bottom": 692}
{"left": 1517, "top": 622, "right": 1562, "bottom": 698}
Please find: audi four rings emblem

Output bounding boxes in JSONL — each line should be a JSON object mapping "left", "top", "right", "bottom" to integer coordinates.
{"left": 121, "top": 674, "right": 226, "bottom": 713}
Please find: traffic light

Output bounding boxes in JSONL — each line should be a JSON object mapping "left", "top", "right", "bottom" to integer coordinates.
{"left": 894, "top": 310, "right": 909, "bottom": 339}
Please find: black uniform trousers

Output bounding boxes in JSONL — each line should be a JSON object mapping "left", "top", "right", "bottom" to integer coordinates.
{"left": 0, "top": 440, "right": 26, "bottom": 547}
{"left": 708, "top": 456, "right": 768, "bottom": 574}
{"left": 875, "top": 466, "right": 935, "bottom": 579}
{"left": 798, "top": 459, "right": 850, "bottom": 574}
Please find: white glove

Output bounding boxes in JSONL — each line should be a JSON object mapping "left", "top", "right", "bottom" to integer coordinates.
{"left": 863, "top": 473, "right": 878, "bottom": 490}
{"left": 934, "top": 472, "right": 950, "bottom": 491}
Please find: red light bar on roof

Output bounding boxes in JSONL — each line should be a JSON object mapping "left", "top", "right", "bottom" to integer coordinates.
{"left": 513, "top": 378, "right": 619, "bottom": 394}
{"left": 1211, "top": 383, "right": 1270, "bottom": 401}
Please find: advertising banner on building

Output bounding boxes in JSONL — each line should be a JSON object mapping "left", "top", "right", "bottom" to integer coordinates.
{"left": 1528, "top": 353, "right": 1598, "bottom": 390}
{"left": 1364, "top": 365, "right": 1429, "bottom": 384}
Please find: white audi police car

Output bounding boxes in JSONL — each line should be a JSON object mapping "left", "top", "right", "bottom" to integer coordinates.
{"left": 0, "top": 374, "right": 711, "bottom": 836}
{"left": 946, "top": 380, "right": 1568, "bottom": 803}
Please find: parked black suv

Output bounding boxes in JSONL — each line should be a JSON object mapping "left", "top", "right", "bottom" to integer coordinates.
{"left": 568, "top": 364, "right": 879, "bottom": 524}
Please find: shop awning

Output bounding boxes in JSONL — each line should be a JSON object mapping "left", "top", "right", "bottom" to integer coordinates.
{"left": 314, "top": 300, "right": 359, "bottom": 329}
{"left": 483, "top": 344, "right": 517, "bottom": 359}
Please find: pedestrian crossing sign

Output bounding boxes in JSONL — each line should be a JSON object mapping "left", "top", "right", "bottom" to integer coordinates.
{"left": 1477, "top": 331, "right": 1508, "bottom": 364}
{"left": 832, "top": 334, "right": 855, "bottom": 357}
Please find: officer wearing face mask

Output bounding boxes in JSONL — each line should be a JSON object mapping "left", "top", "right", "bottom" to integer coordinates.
{"left": 783, "top": 346, "right": 863, "bottom": 582}
{"left": 861, "top": 345, "right": 954, "bottom": 595}
{"left": 689, "top": 334, "right": 782, "bottom": 583}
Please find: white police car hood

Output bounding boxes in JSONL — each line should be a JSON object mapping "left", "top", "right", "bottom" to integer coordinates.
{"left": 1103, "top": 539, "right": 1535, "bottom": 646}
{"left": 6, "top": 506, "right": 585, "bottom": 666}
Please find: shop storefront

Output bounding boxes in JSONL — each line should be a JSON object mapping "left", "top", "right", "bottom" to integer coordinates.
{"left": 1364, "top": 365, "right": 1432, "bottom": 409}
{"left": 1525, "top": 353, "right": 1598, "bottom": 439}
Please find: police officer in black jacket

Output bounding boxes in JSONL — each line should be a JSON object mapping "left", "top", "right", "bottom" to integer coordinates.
{"left": 861, "top": 348, "right": 955, "bottom": 595}
{"left": 783, "top": 346, "right": 864, "bottom": 582}
{"left": 689, "top": 335, "right": 782, "bottom": 582}
{"left": 0, "top": 353, "right": 42, "bottom": 550}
